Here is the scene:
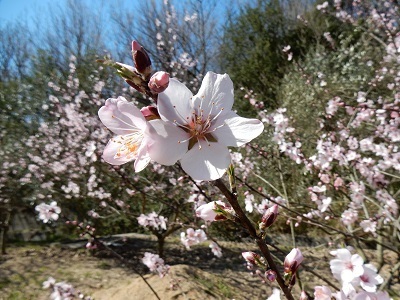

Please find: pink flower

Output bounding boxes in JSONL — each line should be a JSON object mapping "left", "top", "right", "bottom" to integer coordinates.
{"left": 180, "top": 228, "right": 207, "bottom": 249}
{"left": 98, "top": 97, "right": 187, "bottom": 171}
{"left": 157, "top": 71, "right": 264, "bottom": 180}
{"left": 142, "top": 252, "right": 170, "bottom": 278}
{"left": 209, "top": 241, "right": 222, "bottom": 258}
{"left": 284, "top": 248, "right": 304, "bottom": 273}
{"left": 330, "top": 248, "right": 364, "bottom": 283}
{"left": 314, "top": 286, "right": 332, "bottom": 300}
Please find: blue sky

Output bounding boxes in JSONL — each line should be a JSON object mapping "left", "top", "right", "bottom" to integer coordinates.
{"left": 0, "top": 0, "right": 53, "bottom": 24}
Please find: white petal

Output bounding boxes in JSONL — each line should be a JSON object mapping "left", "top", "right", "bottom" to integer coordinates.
{"left": 158, "top": 78, "right": 193, "bottom": 123}
{"left": 213, "top": 111, "right": 264, "bottom": 146}
{"left": 180, "top": 140, "right": 231, "bottom": 181}
{"left": 98, "top": 97, "right": 146, "bottom": 135}
{"left": 351, "top": 254, "right": 364, "bottom": 266}
{"left": 133, "top": 143, "right": 151, "bottom": 172}
{"left": 336, "top": 248, "right": 352, "bottom": 261}
{"left": 193, "top": 72, "right": 234, "bottom": 118}
{"left": 341, "top": 269, "right": 355, "bottom": 282}
{"left": 146, "top": 119, "right": 189, "bottom": 165}
{"left": 102, "top": 138, "right": 133, "bottom": 165}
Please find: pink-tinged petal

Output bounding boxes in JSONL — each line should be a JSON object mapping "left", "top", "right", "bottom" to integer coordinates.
{"left": 180, "top": 141, "right": 231, "bottom": 181}
{"left": 212, "top": 111, "right": 264, "bottom": 146}
{"left": 99, "top": 97, "right": 146, "bottom": 135}
{"left": 102, "top": 139, "right": 133, "bottom": 165}
{"left": 158, "top": 78, "right": 193, "bottom": 123}
{"left": 146, "top": 119, "right": 189, "bottom": 165}
{"left": 193, "top": 72, "right": 234, "bottom": 118}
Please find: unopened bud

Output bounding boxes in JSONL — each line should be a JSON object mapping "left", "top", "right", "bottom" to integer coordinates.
{"left": 284, "top": 248, "right": 304, "bottom": 274}
{"left": 148, "top": 71, "right": 170, "bottom": 93}
{"left": 265, "top": 270, "right": 276, "bottom": 282}
{"left": 196, "top": 201, "right": 228, "bottom": 222}
{"left": 259, "top": 204, "right": 278, "bottom": 231}
{"left": 140, "top": 106, "right": 160, "bottom": 121}
{"left": 242, "top": 251, "right": 259, "bottom": 265}
{"left": 132, "top": 40, "right": 152, "bottom": 78}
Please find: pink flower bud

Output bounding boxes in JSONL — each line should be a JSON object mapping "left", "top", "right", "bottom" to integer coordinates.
{"left": 140, "top": 106, "right": 160, "bottom": 121}
{"left": 131, "top": 40, "right": 152, "bottom": 78}
{"left": 265, "top": 270, "right": 276, "bottom": 282}
{"left": 148, "top": 71, "right": 170, "bottom": 93}
{"left": 242, "top": 251, "right": 259, "bottom": 265}
{"left": 259, "top": 204, "right": 278, "bottom": 230}
{"left": 196, "top": 201, "right": 226, "bottom": 222}
{"left": 284, "top": 248, "right": 304, "bottom": 274}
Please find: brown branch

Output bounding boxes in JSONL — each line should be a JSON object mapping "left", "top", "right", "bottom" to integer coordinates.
{"left": 214, "top": 179, "right": 295, "bottom": 300}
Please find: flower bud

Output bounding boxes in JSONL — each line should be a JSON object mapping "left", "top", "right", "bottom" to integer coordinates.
{"left": 265, "top": 270, "right": 276, "bottom": 282}
{"left": 259, "top": 204, "right": 278, "bottom": 231}
{"left": 148, "top": 71, "right": 170, "bottom": 93}
{"left": 242, "top": 251, "right": 260, "bottom": 265}
{"left": 140, "top": 106, "right": 160, "bottom": 121}
{"left": 196, "top": 201, "right": 227, "bottom": 222}
{"left": 284, "top": 248, "right": 304, "bottom": 274}
{"left": 132, "top": 40, "right": 152, "bottom": 78}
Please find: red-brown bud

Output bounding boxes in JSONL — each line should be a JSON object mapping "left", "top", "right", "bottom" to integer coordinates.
{"left": 132, "top": 40, "right": 152, "bottom": 78}
{"left": 259, "top": 204, "right": 279, "bottom": 231}
{"left": 284, "top": 248, "right": 304, "bottom": 274}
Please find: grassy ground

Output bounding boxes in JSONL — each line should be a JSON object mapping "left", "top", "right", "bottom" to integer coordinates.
{"left": 1, "top": 234, "right": 398, "bottom": 299}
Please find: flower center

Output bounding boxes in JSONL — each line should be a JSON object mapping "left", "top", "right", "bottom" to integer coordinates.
{"left": 173, "top": 99, "right": 225, "bottom": 149}
{"left": 113, "top": 132, "right": 143, "bottom": 159}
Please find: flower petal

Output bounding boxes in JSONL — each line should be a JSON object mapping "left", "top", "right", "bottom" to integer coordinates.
{"left": 102, "top": 138, "right": 133, "bottom": 165}
{"left": 98, "top": 96, "right": 146, "bottom": 135}
{"left": 133, "top": 142, "right": 151, "bottom": 172}
{"left": 157, "top": 78, "right": 193, "bottom": 123}
{"left": 213, "top": 111, "right": 264, "bottom": 146}
{"left": 180, "top": 140, "right": 231, "bottom": 181}
{"left": 146, "top": 119, "right": 189, "bottom": 165}
{"left": 193, "top": 72, "right": 234, "bottom": 118}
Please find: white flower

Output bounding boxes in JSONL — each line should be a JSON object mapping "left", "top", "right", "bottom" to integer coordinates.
{"left": 157, "top": 72, "right": 264, "bottom": 180}
{"left": 330, "top": 248, "right": 364, "bottom": 283}
{"left": 35, "top": 202, "right": 61, "bottom": 223}
{"left": 98, "top": 96, "right": 187, "bottom": 172}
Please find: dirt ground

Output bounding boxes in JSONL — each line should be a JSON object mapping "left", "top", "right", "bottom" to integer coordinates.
{"left": 1, "top": 234, "right": 399, "bottom": 300}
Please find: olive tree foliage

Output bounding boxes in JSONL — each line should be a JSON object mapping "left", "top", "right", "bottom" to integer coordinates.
{"left": 111, "top": 0, "right": 222, "bottom": 90}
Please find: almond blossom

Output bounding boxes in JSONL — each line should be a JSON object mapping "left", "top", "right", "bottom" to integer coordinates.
{"left": 98, "top": 96, "right": 187, "bottom": 171}
{"left": 157, "top": 71, "right": 264, "bottom": 180}
{"left": 330, "top": 248, "right": 364, "bottom": 283}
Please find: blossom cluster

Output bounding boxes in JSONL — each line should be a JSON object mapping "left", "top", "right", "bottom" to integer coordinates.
{"left": 43, "top": 277, "right": 92, "bottom": 300}
{"left": 312, "top": 247, "right": 389, "bottom": 300}
{"left": 137, "top": 212, "right": 167, "bottom": 231}
{"left": 142, "top": 252, "right": 170, "bottom": 278}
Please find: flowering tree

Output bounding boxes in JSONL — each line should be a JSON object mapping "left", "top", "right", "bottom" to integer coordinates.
{"left": 2, "top": 0, "right": 399, "bottom": 299}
